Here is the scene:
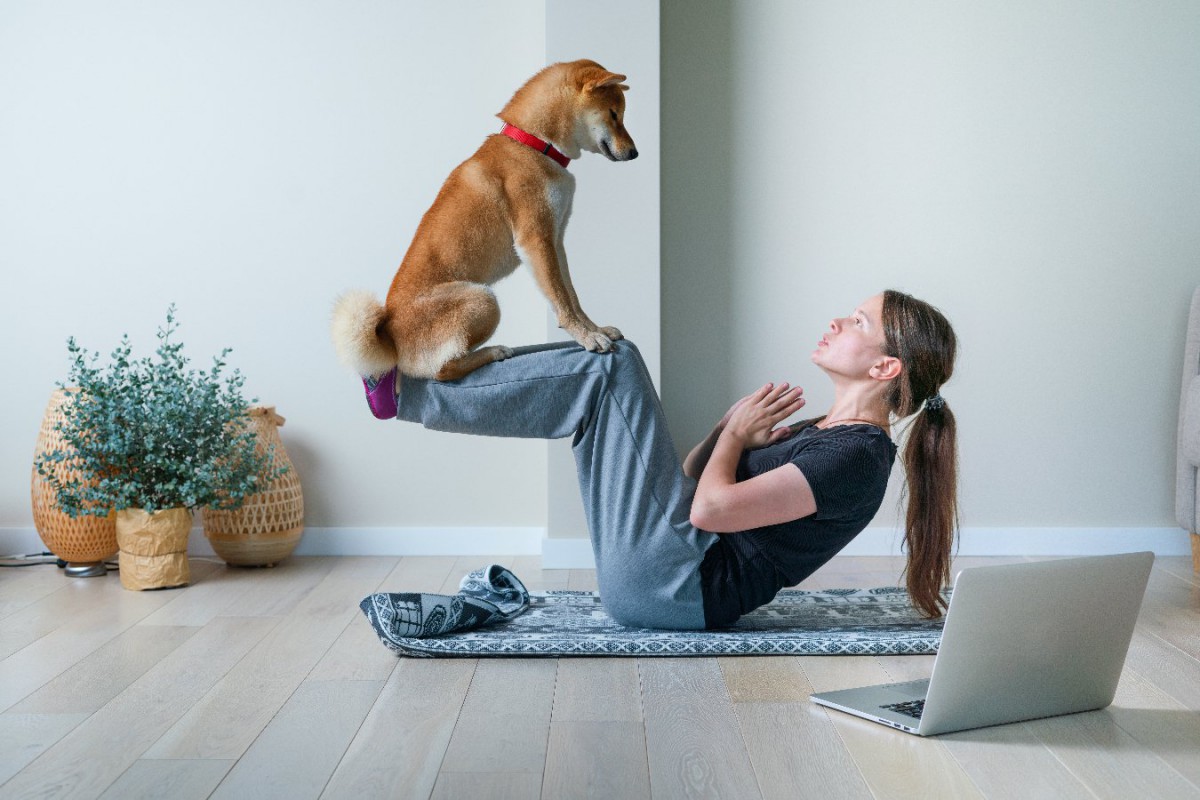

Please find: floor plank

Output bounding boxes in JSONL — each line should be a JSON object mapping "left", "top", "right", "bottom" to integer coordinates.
{"left": 431, "top": 772, "right": 542, "bottom": 800}
{"left": 3, "top": 554, "right": 1199, "bottom": 800}
{"left": 543, "top": 659, "right": 649, "bottom": 800}
{"left": 802, "top": 657, "right": 986, "bottom": 800}
{"left": 8, "top": 625, "right": 198, "bottom": 715}
{"left": 143, "top": 557, "right": 394, "bottom": 760}
{"left": 720, "top": 657, "right": 872, "bottom": 799}
{"left": 96, "top": 759, "right": 233, "bottom": 800}
{"left": 321, "top": 659, "right": 476, "bottom": 800}
{"left": 1156, "top": 556, "right": 1199, "bottom": 585}
{"left": 1124, "top": 628, "right": 1200, "bottom": 709}
{"left": 640, "top": 658, "right": 762, "bottom": 799}
{"left": 143, "top": 555, "right": 337, "bottom": 625}
{"left": 305, "top": 555, "right": 438, "bottom": 683}
{"left": 567, "top": 570, "right": 599, "bottom": 592}
{"left": 1025, "top": 707, "right": 1198, "bottom": 799}
{"left": 0, "top": 572, "right": 134, "bottom": 662}
{"left": 0, "top": 615, "right": 279, "bottom": 800}
{"left": 210, "top": 679, "right": 385, "bottom": 800}
{"left": 0, "top": 712, "right": 90, "bottom": 787}
{"left": 0, "top": 564, "right": 86, "bottom": 621}
{"left": 1107, "top": 665, "right": 1200, "bottom": 790}
{"left": 1137, "top": 565, "right": 1200, "bottom": 658}
{"left": 0, "top": 577, "right": 190, "bottom": 711}
{"left": 937, "top": 722, "right": 1097, "bottom": 800}
{"left": 435, "top": 659, "right": 558, "bottom": 782}
{"left": 542, "top": 721, "right": 650, "bottom": 800}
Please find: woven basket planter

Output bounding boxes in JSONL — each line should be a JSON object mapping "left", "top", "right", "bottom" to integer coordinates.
{"left": 202, "top": 407, "right": 304, "bottom": 567}
{"left": 30, "top": 389, "right": 118, "bottom": 563}
{"left": 116, "top": 507, "right": 191, "bottom": 590}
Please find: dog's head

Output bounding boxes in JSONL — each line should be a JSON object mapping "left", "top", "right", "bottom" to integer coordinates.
{"left": 571, "top": 63, "right": 638, "bottom": 162}
{"left": 499, "top": 60, "right": 638, "bottom": 163}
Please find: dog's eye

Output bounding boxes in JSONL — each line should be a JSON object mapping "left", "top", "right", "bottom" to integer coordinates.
{"left": 610, "top": 109, "right": 618, "bottom": 122}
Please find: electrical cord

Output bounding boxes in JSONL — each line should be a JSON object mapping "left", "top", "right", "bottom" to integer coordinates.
{"left": 0, "top": 552, "right": 119, "bottom": 571}
{"left": 0, "top": 551, "right": 59, "bottom": 568}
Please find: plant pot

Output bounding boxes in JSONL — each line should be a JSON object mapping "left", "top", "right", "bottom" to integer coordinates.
{"left": 116, "top": 507, "right": 192, "bottom": 590}
{"left": 201, "top": 407, "right": 304, "bottom": 567}
{"left": 31, "top": 389, "right": 118, "bottom": 573}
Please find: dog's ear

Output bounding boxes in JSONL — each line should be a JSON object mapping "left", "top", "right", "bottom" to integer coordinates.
{"left": 585, "top": 72, "right": 628, "bottom": 92}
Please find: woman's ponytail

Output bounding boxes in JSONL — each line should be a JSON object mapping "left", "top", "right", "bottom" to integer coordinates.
{"left": 900, "top": 398, "right": 958, "bottom": 617}
{"left": 881, "top": 291, "right": 960, "bottom": 618}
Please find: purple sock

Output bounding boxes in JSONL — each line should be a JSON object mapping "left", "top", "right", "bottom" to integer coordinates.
{"left": 363, "top": 368, "right": 398, "bottom": 420}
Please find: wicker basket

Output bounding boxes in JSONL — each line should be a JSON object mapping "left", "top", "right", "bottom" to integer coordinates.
{"left": 201, "top": 406, "right": 304, "bottom": 566}
{"left": 30, "top": 389, "right": 118, "bottom": 563}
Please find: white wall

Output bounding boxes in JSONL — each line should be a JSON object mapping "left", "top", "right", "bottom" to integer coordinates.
{"left": 0, "top": 0, "right": 662, "bottom": 558}
{"left": 5, "top": 1, "right": 1197, "bottom": 559}
{"left": 663, "top": 1, "right": 1199, "bottom": 550}
{"left": 544, "top": 2, "right": 662, "bottom": 547}
{"left": 0, "top": 2, "right": 550, "bottom": 539}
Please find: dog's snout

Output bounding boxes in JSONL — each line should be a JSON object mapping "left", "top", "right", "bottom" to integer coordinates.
{"left": 628, "top": 148, "right": 639, "bottom": 160}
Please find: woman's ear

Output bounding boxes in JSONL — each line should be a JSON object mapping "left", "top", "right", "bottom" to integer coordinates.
{"left": 871, "top": 356, "right": 903, "bottom": 382}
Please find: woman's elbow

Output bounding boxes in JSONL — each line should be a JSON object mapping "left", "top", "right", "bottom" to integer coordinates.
{"left": 690, "top": 500, "right": 734, "bottom": 533}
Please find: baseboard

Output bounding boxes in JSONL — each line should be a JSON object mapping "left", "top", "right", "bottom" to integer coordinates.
{"left": 4, "top": 526, "right": 1190, "bottom": 567}
{"left": 539, "top": 527, "right": 1195, "bottom": 569}
{"left": 285, "top": 527, "right": 545, "bottom": 557}
{"left": 1, "top": 526, "right": 545, "bottom": 561}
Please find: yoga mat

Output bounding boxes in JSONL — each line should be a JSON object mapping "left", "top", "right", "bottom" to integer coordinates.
{"left": 361, "top": 579, "right": 948, "bottom": 658}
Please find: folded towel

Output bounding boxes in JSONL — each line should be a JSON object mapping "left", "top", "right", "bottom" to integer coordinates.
{"left": 360, "top": 564, "right": 530, "bottom": 642}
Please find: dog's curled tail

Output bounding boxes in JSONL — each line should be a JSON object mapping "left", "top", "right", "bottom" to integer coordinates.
{"left": 331, "top": 290, "right": 398, "bottom": 378}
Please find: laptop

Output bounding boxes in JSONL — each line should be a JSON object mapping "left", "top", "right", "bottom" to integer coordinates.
{"left": 810, "top": 551, "right": 1154, "bottom": 736}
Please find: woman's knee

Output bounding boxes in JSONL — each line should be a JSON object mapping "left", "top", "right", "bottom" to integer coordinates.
{"left": 614, "top": 339, "right": 647, "bottom": 370}
{"left": 603, "top": 596, "right": 660, "bottom": 629}
{"left": 617, "top": 338, "right": 643, "bottom": 358}
{"left": 599, "top": 583, "right": 703, "bottom": 631}
{"left": 603, "top": 339, "right": 652, "bottom": 384}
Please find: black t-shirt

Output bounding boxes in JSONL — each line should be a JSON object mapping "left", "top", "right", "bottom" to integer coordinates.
{"left": 698, "top": 423, "right": 897, "bottom": 628}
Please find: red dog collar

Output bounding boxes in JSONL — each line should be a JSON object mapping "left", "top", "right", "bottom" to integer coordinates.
{"left": 500, "top": 123, "right": 570, "bottom": 168}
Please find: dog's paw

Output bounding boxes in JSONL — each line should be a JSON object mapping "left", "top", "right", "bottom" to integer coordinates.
{"left": 597, "top": 325, "right": 623, "bottom": 341}
{"left": 485, "top": 345, "right": 515, "bottom": 362}
{"left": 578, "top": 330, "right": 615, "bottom": 353}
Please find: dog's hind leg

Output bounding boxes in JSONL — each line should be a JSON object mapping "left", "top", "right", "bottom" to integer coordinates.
{"left": 396, "top": 282, "right": 513, "bottom": 381}
{"left": 435, "top": 344, "right": 514, "bottom": 381}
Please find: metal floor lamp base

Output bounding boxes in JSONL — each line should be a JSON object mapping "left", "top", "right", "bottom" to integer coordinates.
{"left": 64, "top": 561, "right": 109, "bottom": 578}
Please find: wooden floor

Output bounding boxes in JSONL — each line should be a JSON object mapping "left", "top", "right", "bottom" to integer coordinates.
{"left": 1, "top": 553, "right": 1198, "bottom": 799}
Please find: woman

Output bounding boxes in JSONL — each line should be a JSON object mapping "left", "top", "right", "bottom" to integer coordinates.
{"left": 364, "top": 289, "right": 958, "bottom": 629}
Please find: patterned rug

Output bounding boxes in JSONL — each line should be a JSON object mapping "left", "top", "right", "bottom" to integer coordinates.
{"left": 361, "top": 580, "right": 948, "bottom": 658}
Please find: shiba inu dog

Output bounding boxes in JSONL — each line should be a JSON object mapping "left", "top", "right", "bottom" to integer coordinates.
{"left": 331, "top": 59, "right": 638, "bottom": 397}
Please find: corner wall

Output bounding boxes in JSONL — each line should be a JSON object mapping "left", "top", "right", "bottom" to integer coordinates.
{"left": 0, "top": 1, "right": 661, "bottom": 560}
{"left": 660, "top": 0, "right": 1199, "bottom": 558}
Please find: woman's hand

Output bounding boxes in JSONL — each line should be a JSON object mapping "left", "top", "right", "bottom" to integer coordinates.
{"left": 718, "top": 395, "right": 750, "bottom": 428}
{"left": 692, "top": 382, "right": 815, "bottom": 532}
{"left": 722, "top": 383, "right": 806, "bottom": 449}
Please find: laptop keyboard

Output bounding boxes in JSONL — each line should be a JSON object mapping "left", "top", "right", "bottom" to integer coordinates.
{"left": 880, "top": 699, "right": 925, "bottom": 719}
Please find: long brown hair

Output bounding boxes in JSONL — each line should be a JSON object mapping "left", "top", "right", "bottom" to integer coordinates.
{"left": 881, "top": 290, "right": 959, "bottom": 618}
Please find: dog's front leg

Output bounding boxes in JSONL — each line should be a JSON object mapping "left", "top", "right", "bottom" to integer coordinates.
{"left": 555, "top": 238, "right": 623, "bottom": 344}
{"left": 518, "top": 230, "right": 615, "bottom": 353}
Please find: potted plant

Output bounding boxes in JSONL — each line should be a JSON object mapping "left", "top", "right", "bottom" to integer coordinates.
{"left": 35, "top": 305, "right": 283, "bottom": 590}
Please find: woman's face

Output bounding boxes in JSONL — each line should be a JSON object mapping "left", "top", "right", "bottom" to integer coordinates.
{"left": 812, "top": 293, "right": 890, "bottom": 378}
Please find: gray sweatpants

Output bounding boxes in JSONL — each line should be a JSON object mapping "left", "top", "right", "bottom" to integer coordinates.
{"left": 394, "top": 340, "right": 718, "bottom": 630}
